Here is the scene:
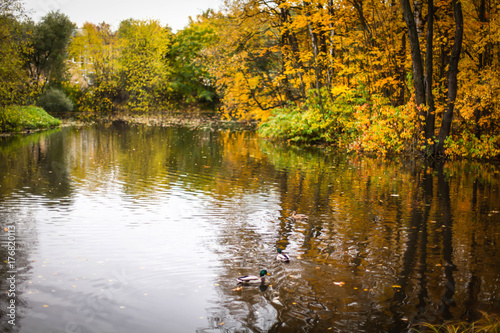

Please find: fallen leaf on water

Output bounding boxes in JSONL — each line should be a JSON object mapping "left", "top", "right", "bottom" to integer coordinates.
{"left": 392, "top": 285, "right": 402, "bottom": 288}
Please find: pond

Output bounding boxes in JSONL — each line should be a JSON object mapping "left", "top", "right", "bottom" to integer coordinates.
{"left": 0, "top": 124, "right": 499, "bottom": 333}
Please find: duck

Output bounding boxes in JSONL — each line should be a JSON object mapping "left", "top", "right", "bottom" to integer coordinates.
{"left": 237, "top": 269, "right": 270, "bottom": 285}
{"left": 290, "top": 211, "right": 309, "bottom": 221}
{"left": 276, "top": 248, "right": 290, "bottom": 262}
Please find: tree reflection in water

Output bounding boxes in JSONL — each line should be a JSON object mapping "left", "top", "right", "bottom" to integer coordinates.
{"left": 0, "top": 125, "right": 498, "bottom": 332}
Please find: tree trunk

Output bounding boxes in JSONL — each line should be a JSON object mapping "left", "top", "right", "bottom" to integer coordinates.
{"left": 279, "top": 10, "right": 294, "bottom": 101}
{"left": 435, "top": 0, "right": 463, "bottom": 156}
{"left": 398, "top": 33, "right": 406, "bottom": 105}
{"left": 304, "top": 1, "right": 324, "bottom": 112}
{"left": 326, "top": 0, "right": 335, "bottom": 103}
{"left": 474, "top": 0, "right": 489, "bottom": 136}
{"left": 279, "top": 6, "right": 306, "bottom": 98}
{"left": 401, "top": 0, "right": 426, "bottom": 108}
{"left": 352, "top": 0, "right": 373, "bottom": 46}
{"left": 424, "top": 0, "right": 435, "bottom": 140}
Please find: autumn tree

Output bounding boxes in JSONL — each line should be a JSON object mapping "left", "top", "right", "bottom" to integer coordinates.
{"left": 208, "top": 0, "right": 292, "bottom": 120}
{"left": 0, "top": 0, "right": 31, "bottom": 106}
{"left": 450, "top": 0, "right": 500, "bottom": 157}
{"left": 68, "top": 22, "right": 119, "bottom": 113}
{"left": 434, "top": 0, "right": 463, "bottom": 155}
{"left": 117, "top": 19, "right": 172, "bottom": 112}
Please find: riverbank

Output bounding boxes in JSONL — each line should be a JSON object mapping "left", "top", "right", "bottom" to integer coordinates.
{"left": 59, "top": 109, "right": 257, "bottom": 131}
{"left": 0, "top": 105, "right": 61, "bottom": 134}
{"left": 1, "top": 107, "right": 256, "bottom": 137}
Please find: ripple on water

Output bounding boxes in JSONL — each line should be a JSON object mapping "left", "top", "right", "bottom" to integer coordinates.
{"left": 1, "top": 125, "right": 499, "bottom": 333}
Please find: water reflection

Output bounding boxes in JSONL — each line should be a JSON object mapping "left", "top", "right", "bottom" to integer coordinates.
{"left": 0, "top": 125, "right": 499, "bottom": 332}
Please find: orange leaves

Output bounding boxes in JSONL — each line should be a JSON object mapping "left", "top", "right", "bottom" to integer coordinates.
{"left": 208, "top": 0, "right": 500, "bottom": 157}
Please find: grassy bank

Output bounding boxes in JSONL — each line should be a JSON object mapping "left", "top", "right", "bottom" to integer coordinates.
{"left": 0, "top": 105, "right": 61, "bottom": 133}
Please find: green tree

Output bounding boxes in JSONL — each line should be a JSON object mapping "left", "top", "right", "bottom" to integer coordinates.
{"left": 165, "top": 11, "right": 218, "bottom": 106}
{"left": 28, "top": 11, "right": 75, "bottom": 90}
{"left": 0, "top": 0, "right": 30, "bottom": 106}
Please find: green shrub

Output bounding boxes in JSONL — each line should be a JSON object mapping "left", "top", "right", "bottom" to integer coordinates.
{"left": 36, "top": 88, "right": 74, "bottom": 114}
{"left": 258, "top": 87, "right": 363, "bottom": 145}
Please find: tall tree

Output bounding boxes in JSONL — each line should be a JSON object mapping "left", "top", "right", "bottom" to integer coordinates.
{"left": 165, "top": 11, "right": 218, "bottom": 105}
{"left": 68, "top": 22, "right": 119, "bottom": 113}
{"left": 424, "top": 0, "right": 436, "bottom": 140}
{"left": 117, "top": 19, "right": 172, "bottom": 112}
{"left": 435, "top": 0, "right": 463, "bottom": 155}
{"left": 28, "top": 11, "right": 75, "bottom": 89}
{"left": 0, "top": 0, "right": 30, "bottom": 106}
{"left": 401, "top": 0, "right": 426, "bottom": 116}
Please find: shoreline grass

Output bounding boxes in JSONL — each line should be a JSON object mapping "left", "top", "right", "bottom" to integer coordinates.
{"left": 411, "top": 312, "right": 500, "bottom": 332}
{"left": 0, "top": 105, "right": 61, "bottom": 133}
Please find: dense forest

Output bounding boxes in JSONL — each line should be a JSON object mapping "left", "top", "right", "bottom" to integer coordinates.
{"left": 1, "top": 0, "right": 499, "bottom": 158}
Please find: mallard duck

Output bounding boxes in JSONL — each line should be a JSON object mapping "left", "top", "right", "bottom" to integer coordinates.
{"left": 237, "top": 269, "right": 270, "bottom": 285}
{"left": 290, "top": 211, "right": 309, "bottom": 221}
{"left": 276, "top": 248, "right": 290, "bottom": 262}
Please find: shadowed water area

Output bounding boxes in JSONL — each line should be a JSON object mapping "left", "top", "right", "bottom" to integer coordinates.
{"left": 0, "top": 124, "right": 499, "bottom": 332}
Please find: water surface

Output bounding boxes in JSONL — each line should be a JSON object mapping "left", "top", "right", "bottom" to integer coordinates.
{"left": 0, "top": 124, "right": 499, "bottom": 332}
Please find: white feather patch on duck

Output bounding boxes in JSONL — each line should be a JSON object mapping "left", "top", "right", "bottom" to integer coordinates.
{"left": 276, "top": 248, "right": 290, "bottom": 262}
{"left": 237, "top": 270, "right": 270, "bottom": 285}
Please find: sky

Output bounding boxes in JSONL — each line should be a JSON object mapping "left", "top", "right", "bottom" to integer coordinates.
{"left": 22, "top": 0, "right": 222, "bottom": 32}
